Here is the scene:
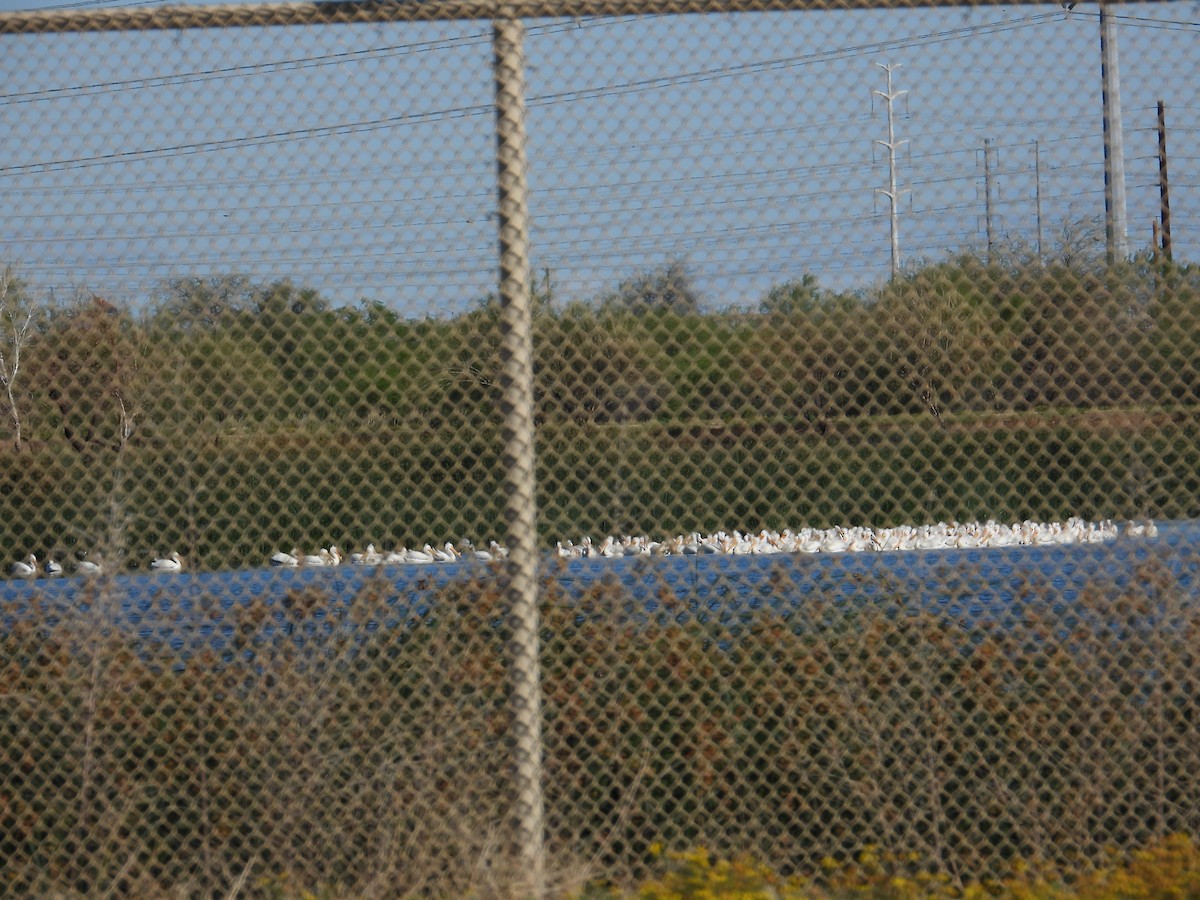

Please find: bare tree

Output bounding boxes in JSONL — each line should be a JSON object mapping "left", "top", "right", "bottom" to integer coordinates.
{"left": 1051, "top": 211, "right": 1106, "bottom": 271}
{"left": 0, "top": 267, "right": 36, "bottom": 452}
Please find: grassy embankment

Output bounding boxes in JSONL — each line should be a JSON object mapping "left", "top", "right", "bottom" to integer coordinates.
{"left": 0, "top": 409, "right": 1196, "bottom": 571}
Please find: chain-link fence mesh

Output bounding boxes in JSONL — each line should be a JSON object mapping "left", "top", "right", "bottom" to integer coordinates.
{"left": 0, "top": 0, "right": 1198, "bottom": 896}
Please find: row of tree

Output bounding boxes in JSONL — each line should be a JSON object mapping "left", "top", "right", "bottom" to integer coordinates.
{"left": 0, "top": 250, "right": 1196, "bottom": 462}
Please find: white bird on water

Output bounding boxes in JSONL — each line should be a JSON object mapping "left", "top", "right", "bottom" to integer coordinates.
{"left": 11, "top": 554, "right": 37, "bottom": 577}
{"left": 404, "top": 544, "right": 436, "bottom": 564}
{"left": 350, "top": 543, "right": 383, "bottom": 565}
{"left": 270, "top": 548, "right": 300, "bottom": 567}
{"left": 301, "top": 549, "right": 331, "bottom": 567}
{"left": 75, "top": 557, "right": 103, "bottom": 575}
{"left": 459, "top": 539, "right": 493, "bottom": 562}
{"left": 43, "top": 558, "right": 63, "bottom": 577}
{"left": 150, "top": 552, "right": 183, "bottom": 572}
{"left": 247, "top": 515, "right": 1132, "bottom": 576}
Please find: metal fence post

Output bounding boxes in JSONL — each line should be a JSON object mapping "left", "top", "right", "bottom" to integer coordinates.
{"left": 493, "top": 10, "right": 546, "bottom": 898}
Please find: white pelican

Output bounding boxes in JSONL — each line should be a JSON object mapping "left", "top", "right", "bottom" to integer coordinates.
{"left": 270, "top": 548, "right": 300, "bottom": 567}
{"left": 797, "top": 535, "right": 823, "bottom": 553}
{"left": 915, "top": 530, "right": 948, "bottom": 551}
{"left": 405, "top": 544, "right": 435, "bottom": 564}
{"left": 1125, "top": 519, "right": 1159, "bottom": 538}
{"left": 11, "top": 554, "right": 37, "bottom": 577}
{"left": 75, "top": 557, "right": 103, "bottom": 575}
{"left": 301, "top": 549, "right": 331, "bottom": 567}
{"left": 43, "top": 558, "right": 63, "bottom": 577}
{"left": 874, "top": 529, "right": 903, "bottom": 552}
{"left": 817, "top": 528, "right": 850, "bottom": 553}
{"left": 150, "top": 552, "right": 183, "bottom": 572}
{"left": 350, "top": 543, "right": 383, "bottom": 565}
{"left": 622, "top": 537, "right": 649, "bottom": 557}
{"left": 460, "top": 539, "right": 494, "bottom": 562}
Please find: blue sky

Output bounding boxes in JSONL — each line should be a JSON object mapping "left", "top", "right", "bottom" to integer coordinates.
{"left": 0, "top": 0, "right": 1195, "bottom": 313}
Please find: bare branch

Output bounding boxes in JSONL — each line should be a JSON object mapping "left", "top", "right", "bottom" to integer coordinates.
{"left": 0, "top": 267, "right": 37, "bottom": 452}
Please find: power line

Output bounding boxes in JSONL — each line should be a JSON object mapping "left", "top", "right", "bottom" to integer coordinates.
{"left": 0, "top": 11, "right": 1057, "bottom": 108}
{"left": 0, "top": 113, "right": 1109, "bottom": 199}
{"left": 0, "top": 20, "right": 633, "bottom": 105}
{"left": 0, "top": 11, "right": 1062, "bottom": 175}
{"left": 0, "top": 34, "right": 491, "bottom": 105}
{"left": 1111, "top": 13, "right": 1200, "bottom": 32}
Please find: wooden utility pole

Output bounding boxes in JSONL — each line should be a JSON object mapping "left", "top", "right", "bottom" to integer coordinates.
{"left": 1033, "top": 140, "right": 1044, "bottom": 262}
{"left": 983, "top": 137, "right": 997, "bottom": 262}
{"left": 1157, "top": 99, "right": 1172, "bottom": 262}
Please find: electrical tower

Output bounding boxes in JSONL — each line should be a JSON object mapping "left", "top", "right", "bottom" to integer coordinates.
{"left": 874, "top": 63, "right": 909, "bottom": 278}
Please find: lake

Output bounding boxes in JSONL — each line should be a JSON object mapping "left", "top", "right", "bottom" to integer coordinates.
{"left": 3, "top": 520, "right": 1197, "bottom": 661}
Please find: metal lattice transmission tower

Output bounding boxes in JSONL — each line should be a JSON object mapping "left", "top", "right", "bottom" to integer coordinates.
{"left": 874, "top": 62, "right": 910, "bottom": 278}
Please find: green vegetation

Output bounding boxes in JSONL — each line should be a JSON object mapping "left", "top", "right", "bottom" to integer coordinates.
{"left": 0, "top": 252, "right": 1198, "bottom": 570}
{"left": 598, "top": 835, "right": 1200, "bottom": 898}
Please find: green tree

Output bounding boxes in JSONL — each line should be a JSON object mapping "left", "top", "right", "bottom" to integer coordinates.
{"left": 237, "top": 280, "right": 334, "bottom": 422}
{"left": 1139, "top": 260, "right": 1200, "bottom": 404}
{"left": 407, "top": 306, "right": 502, "bottom": 432}
{"left": 995, "top": 262, "right": 1142, "bottom": 410}
{"left": 758, "top": 273, "right": 823, "bottom": 316}
{"left": 31, "top": 294, "right": 153, "bottom": 458}
{"left": 151, "top": 273, "right": 260, "bottom": 332}
{"left": 874, "top": 256, "right": 1009, "bottom": 423}
{"left": 534, "top": 309, "right": 669, "bottom": 424}
{"left": 600, "top": 258, "right": 703, "bottom": 315}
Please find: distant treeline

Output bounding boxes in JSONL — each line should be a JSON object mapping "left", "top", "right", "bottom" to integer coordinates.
{"left": 0, "top": 252, "right": 1197, "bottom": 569}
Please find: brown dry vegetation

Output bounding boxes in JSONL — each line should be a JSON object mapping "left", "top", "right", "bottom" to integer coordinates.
{"left": 2, "top": 543, "right": 1198, "bottom": 897}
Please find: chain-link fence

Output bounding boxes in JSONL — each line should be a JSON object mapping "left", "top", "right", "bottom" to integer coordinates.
{"left": 1, "top": 0, "right": 1198, "bottom": 896}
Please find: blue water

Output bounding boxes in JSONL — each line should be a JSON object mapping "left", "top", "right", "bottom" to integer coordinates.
{"left": 3, "top": 521, "right": 1197, "bottom": 662}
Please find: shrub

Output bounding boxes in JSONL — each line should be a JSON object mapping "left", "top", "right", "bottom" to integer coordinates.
{"left": 589, "top": 833, "right": 1200, "bottom": 899}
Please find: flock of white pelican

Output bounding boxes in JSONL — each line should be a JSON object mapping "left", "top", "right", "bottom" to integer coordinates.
{"left": 266, "top": 539, "right": 510, "bottom": 568}
{"left": 5, "top": 518, "right": 1159, "bottom": 580}
{"left": 266, "top": 516, "right": 1149, "bottom": 570}
{"left": 551, "top": 517, "right": 1146, "bottom": 558}
{"left": 7, "top": 551, "right": 182, "bottom": 579}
